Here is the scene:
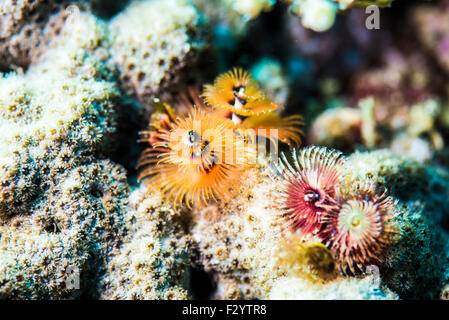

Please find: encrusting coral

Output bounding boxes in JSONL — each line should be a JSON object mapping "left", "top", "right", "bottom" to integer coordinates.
{"left": 0, "top": 10, "right": 117, "bottom": 218}
{"left": 0, "top": 8, "right": 129, "bottom": 298}
{"left": 99, "top": 185, "right": 194, "bottom": 300}
{"left": 0, "top": 159, "right": 129, "bottom": 299}
{"left": 190, "top": 164, "right": 285, "bottom": 299}
{"left": 109, "top": 0, "right": 214, "bottom": 107}
{"left": 0, "top": 3, "right": 198, "bottom": 299}
{"left": 0, "top": 0, "right": 122, "bottom": 71}
{"left": 0, "top": 0, "right": 72, "bottom": 70}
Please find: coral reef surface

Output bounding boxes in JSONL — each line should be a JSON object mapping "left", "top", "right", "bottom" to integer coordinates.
{"left": 1, "top": 0, "right": 449, "bottom": 301}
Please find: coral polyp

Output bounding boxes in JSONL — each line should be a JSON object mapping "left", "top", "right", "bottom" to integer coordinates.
{"left": 321, "top": 182, "right": 399, "bottom": 275}
{"left": 138, "top": 107, "right": 255, "bottom": 209}
{"left": 271, "top": 146, "right": 345, "bottom": 236}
